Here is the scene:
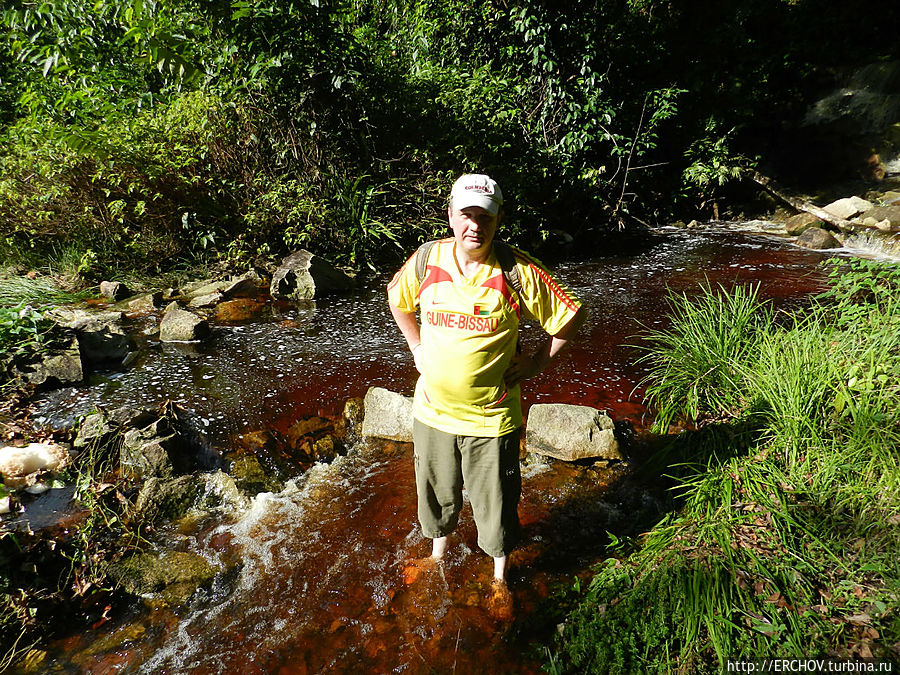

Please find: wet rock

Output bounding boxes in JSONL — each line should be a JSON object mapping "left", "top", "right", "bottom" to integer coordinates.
{"left": 134, "top": 475, "right": 202, "bottom": 524}
{"left": 361, "top": 387, "right": 414, "bottom": 442}
{"left": 182, "top": 279, "right": 229, "bottom": 300}
{"left": 122, "top": 427, "right": 179, "bottom": 478}
{"left": 73, "top": 412, "right": 114, "bottom": 449}
{"left": 784, "top": 212, "right": 824, "bottom": 235}
{"left": 310, "top": 435, "right": 338, "bottom": 462}
{"left": 823, "top": 196, "right": 873, "bottom": 220}
{"left": 127, "top": 291, "right": 163, "bottom": 313}
{"left": 525, "top": 403, "right": 621, "bottom": 462}
{"left": 79, "top": 624, "right": 146, "bottom": 658}
{"left": 159, "top": 304, "right": 210, "bottom": 342}
{"left": 74, "top": 407, "right": 157, "bottom": 450}
{"left": 49, "top": 308, "right": 133, "bottom": 364}
{"left": 110, "top": 405, "right": 160, "bottom": 429}
{"left": 283, "top": 416, "right": 342, "bottom": 465}
{"left": 0, "top": 441, "right": 73, "bottom": 490}
{"left": 234, "top": 429, "right": 294, "bottom": 479}
{"left": 215, "top": 298, "right": 266, "bottom": 323}
{"left": 182, "top": 272, "right": 262, "bottom": 305}
{"left": 106, "top": 550, "right": 216, "bottom": 596}
{"left": 201, "top": 471, "right": 249, "bottom": 512}
{"left": 796, "top": 227, "right": 842, "bottom": 250}
{"left": 121, "top": 413, "right": 208, "bottom": 479}
{"left": 286, "top": 416, "right": 331, "bottom": 441}
{"left": 342, "top": 397, "right": 365, "bottom": 445}
{"left": 100, "top": 281, "right": 131, "bottom": 301}
{"left": 14, "top": 334, "right": 83, "bottom": 387}
{"left": 270, "top": 250, "right": 354, "bottom": 302}
{"left": 228, "top": 452, "right": 284, "bottom": 496}
{"left": 860, "top": 205, "right": 900, "bottom": 229}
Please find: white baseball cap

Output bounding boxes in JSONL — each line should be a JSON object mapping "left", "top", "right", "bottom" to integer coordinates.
{"left": 449, "top": 174, "right": 503, "bottom": 216}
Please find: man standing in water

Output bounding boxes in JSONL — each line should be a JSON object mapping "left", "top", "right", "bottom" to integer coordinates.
{"left": 387, "top": 173, "right": 584, "bottom": 612}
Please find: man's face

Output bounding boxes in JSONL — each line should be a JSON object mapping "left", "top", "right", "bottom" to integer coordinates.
{"left": 448, "top": 205, "right": 501, "bottom": 256}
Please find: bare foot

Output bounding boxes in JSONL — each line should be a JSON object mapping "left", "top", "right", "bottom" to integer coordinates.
{"left": 487, "top": 578, "right": 514, "bottom": 621}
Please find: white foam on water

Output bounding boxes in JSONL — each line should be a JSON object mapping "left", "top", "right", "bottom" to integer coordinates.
{"left": 139, "top": 453, "right": 405, "bottom": 674}
{"left": 841, "top": 231, "right": 900, "bottom": 261}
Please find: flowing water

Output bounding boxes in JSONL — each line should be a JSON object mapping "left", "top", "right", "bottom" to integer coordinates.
{"left": 28, "top": 225, "right": 846, "bottom": 674}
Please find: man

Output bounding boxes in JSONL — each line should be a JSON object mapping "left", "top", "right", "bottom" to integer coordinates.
{"left": 387, "top": 173, "right": 584, "bottom": 601}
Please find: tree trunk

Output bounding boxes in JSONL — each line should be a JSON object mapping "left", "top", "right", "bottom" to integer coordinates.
{"left": 750, "top": 171, "right": 852, "bottom": 231}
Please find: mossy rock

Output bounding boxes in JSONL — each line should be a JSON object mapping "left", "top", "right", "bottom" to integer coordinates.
{"left": 106, "top": 550, "right": 216, "bottom": 596}
{"left": 134, "top": 475, "right": 202, "bottom": 524}
{"left": 228, "top": 452, "right": 284, "bottom": 496}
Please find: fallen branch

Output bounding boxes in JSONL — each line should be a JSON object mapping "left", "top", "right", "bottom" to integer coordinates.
{"left": 749, "top": 171, "right": 853, "bottom": 231}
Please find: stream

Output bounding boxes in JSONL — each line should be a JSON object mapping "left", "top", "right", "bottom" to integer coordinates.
{"left": 27, "top": 224, "right": 847, "bottom": 673}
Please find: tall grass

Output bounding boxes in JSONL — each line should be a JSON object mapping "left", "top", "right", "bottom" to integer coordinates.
{"left": 552, "top": 259, "right": 900, "bottom": 673}
{"left": 638, "top": 282, "right": 772, "bottom": 432}
{"left": 0, "top": 275, "right": 93, "bottom": 307}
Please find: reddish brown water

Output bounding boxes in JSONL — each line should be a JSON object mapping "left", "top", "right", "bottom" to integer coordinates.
{"left": 30, "top": 226, "right": 837, "bottom": 674}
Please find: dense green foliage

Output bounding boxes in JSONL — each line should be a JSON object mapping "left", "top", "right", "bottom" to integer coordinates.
{"left": 2, "top": 0, "right": 898, "bottom": 278}
{"left": 552, "top": 259, "right": 900, "bottom": 672}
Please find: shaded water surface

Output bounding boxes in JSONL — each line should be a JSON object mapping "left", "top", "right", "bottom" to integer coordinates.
{"left": 31, "top": 226, "right": 834, "bottom": 673}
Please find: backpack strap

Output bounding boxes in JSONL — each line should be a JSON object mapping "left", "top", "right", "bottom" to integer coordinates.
{"left": 415, "top": 239, "right": 522, "bottom": 299}
{"left": 492, "top": 240, "right": 523, "bottom": 300}
{"left": 414, "top": 240, "right": 439, "bottom": 285}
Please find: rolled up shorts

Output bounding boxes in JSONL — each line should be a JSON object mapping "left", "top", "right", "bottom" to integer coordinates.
{"left": 413, "top": 418, "right": 522, "bottom": 558}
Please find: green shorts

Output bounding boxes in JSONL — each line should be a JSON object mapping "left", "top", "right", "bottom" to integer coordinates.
{"left": 413, "top": 418, "right": 522, "bottom": 558}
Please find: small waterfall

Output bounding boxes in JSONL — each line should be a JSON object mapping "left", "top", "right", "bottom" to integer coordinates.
{"left": 842, "top": 229, "right": 900, "bottom": 260}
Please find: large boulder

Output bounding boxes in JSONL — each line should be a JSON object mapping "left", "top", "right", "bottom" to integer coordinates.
{"left": 159, "top": 304, "right": 210, "bottom": 342}
{"left": 823, "top": 196, "right": 873, "bottom": 220}
{"left": 525, "top": 403, "right": 621, "bottom": 462}
{"left": 361, "top": 387, "right": 414, "bottom": 442}
{"left": 784, "top": 212, "right": 824, "bottom": 236}
{"left": 270, "top": 250, "right": 354, "bottom": 301}
{"left": 796, "top": 227, "right": 842, "bottom": 250}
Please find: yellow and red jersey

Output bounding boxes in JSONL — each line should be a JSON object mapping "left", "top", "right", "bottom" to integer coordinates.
{"left": 388, "top": 238, "right": 581, "bottom": 437}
